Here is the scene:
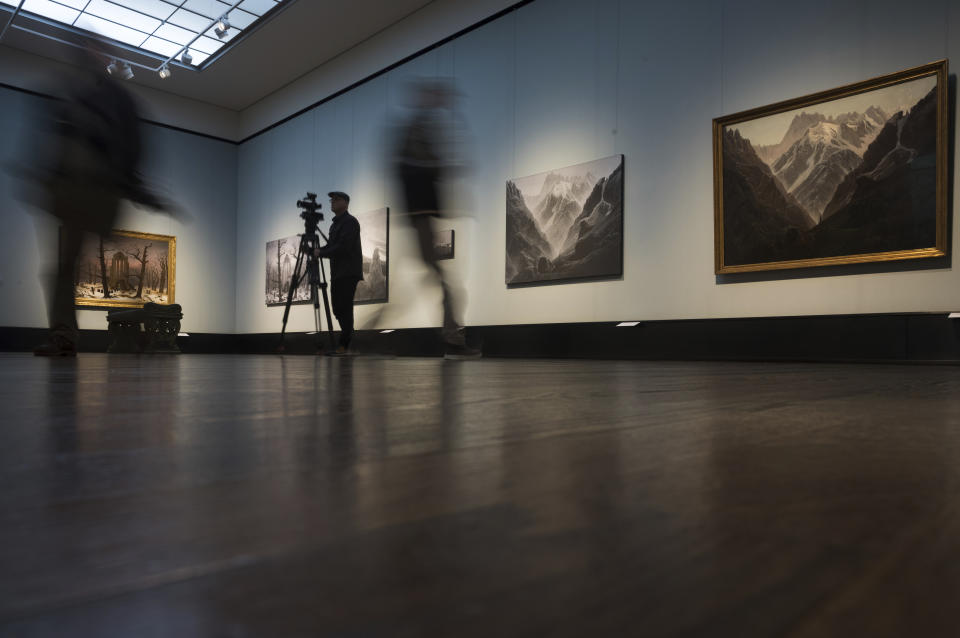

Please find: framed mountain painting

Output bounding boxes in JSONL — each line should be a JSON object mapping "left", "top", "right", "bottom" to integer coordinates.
{"left": 713, "top": 59, "right": 948, "bottom": 273}
{"left": 506, "top": 154, "right": 623, "bottom": 285}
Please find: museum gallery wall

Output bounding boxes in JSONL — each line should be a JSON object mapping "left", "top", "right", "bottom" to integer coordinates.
{"left": 228, "top": 0, "right": 960, "bottom": 334}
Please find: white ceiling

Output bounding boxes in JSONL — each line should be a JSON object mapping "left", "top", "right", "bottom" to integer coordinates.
{"left": 0, "top": 0, "right": 436, "bottom": 111}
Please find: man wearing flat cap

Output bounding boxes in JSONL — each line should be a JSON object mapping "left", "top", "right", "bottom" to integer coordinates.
{"left": 314, "top": 191, "right": 362, "bottom": 355}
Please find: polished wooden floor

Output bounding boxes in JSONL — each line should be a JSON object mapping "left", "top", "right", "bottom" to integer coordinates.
{"left": 1, "top": 353, "right": 959, "bottom": 637}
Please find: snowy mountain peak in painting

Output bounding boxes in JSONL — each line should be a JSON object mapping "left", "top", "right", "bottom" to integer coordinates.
{"left": 506, "top": 155, "right": 623, "bottom": 285}
{"left": 766, "top": 108, "right": 889, "bottom": 221}
{"left": 755, "top": 111, "right": 827, "bottom": 164}
{"left": 533, "top": 173, "right": 596, "bottom": 256}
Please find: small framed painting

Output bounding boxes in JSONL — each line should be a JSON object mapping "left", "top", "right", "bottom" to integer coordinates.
{"left": 434, "top": 229, "right": 454, "bottom": 260}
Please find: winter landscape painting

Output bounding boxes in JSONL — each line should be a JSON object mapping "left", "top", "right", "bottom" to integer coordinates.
{"left": 266, "top": 235, "right": 310, "bottom": 306}
{"left": 714, "top": 61, "right": 947, "bottom": 273}
{"left": 354, "top": 207, "right": 388, "bottom": 304}
{"left": 434, "top": 230, "right": 454, "bottom": 260}
{"left": 73, "top": 230, "right": 175, "bottom": 309}
{"left": 506, "top": 154, "right": 623, "bottom": 285}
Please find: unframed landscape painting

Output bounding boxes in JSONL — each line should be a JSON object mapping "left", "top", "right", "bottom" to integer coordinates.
{"left": 354, "top": 207, "right": 388, "bottom": 304}
{"left": 266, "top": 235, "right": 310, "bottom": 306}
{"left": 506, "top": 154, "right": 623, "bottom": 285}
{"left": 715, "top": 61, "right": 947, "bottom": 273}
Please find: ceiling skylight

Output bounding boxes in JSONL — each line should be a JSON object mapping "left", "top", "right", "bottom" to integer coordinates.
{"left": 0, "top": 0, "right": 285, "bottom": 68}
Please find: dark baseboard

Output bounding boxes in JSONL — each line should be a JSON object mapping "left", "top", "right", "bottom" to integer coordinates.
{"left": 3, "top": 313, "right": 960, "bottom": 363}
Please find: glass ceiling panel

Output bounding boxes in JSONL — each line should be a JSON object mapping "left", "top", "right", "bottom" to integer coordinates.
{"left": 182, "top": 0, "right": 231, "bottom": 19}
{"left": 122, "top": 0, "right": 177, "bottom": 20}
{"left": 154, "top": 21, "right": 195, "bottom": 45}
{"left": 140, "top": 35, "right": 182, "bottom": 56}
{"left": 21, "top": 0, "right": 79, "bottom": 24}
{"left": 86, "top": 0, "right": 162, "bottom": 33}
{"left": 0, "top": 0, "right": 285, "bottom": 68}
{"left": 226, "top": 8, "right": 255, "bottom": 29}
{"left": 189, "top": 35, "right": 222, "bottom": 54}
{"left": 167, "top": 7, "right": 212, "bottom": 32}
{"left": 54, "top": 0, "right": 88, "bottom": 10}
{"left": 238, "top": 0, "right": 276, "bottom": 16}
{"left": 75, "top": 12, "right": 149, "bottom": 47}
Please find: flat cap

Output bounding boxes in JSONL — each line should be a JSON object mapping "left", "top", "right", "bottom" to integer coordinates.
{"left": 327, "top": 191, "right": 350, "bottom": 202}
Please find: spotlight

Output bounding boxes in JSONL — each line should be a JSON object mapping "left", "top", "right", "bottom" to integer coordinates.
{"left": 214, "top": 15, "right": 230, "bottom": 39}
{"left": 181, "top": 49, "right": 193, "bottom": 65}
{"left": 119, "top": 61, "right": 134, "bottom": 80}
{"left": 158, "top": 65, "right": 171, "bottom": 79}
{"left": 106, "top": 59, "right": 119, "bottom": 75}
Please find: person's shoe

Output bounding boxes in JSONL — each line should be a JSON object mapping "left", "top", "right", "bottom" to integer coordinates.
{"left": 33, "top": 333, "right": 77, "bottom": 357}
{"left": 444, "top": 343, "right": 481, "bottom": 360}
{"left": 327, "top": 346, "right": 351, "bottom": 357}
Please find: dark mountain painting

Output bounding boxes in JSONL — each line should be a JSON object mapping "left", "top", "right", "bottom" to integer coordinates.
{"left": 719, "top": 71, "right": 940, "bottom": 269}
{"left": 722, "top": 129, "right": 813, "bottom": 266}
{"left": 506, "top": 155, "right": 623, "bottom": 285}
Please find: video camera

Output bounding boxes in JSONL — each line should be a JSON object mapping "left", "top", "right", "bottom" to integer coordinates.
{"left": 296, "top": 192, "right": 323, "bottom": 230}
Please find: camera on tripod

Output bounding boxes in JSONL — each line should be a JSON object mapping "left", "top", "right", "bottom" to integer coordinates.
{"left": 296, "top": 192, "right": 323, "bottom": 229}
{"left": 279, "top": 191, "right": 335, "bottom": 353}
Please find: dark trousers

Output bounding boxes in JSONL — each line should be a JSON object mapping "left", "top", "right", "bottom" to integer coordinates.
{"left": 48, "top": 224, "right": 84, "bottom": 338}
{"left": 331, "top": 277, "right": 359, "bottom": 348}
{"left": 409, "top": 214, "right": 463, "bottom": 345}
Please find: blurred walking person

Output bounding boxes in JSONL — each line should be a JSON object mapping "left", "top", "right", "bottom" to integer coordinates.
{"left": 11, "top": 42, "right": 172, "bottom": 355}
{"left": 392, "top": 78, "right": 479, "bottom": 359}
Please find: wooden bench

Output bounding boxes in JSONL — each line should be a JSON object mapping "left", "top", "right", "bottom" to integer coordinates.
{"left": 106, "top": 303, "right": 183, "bottom": 353}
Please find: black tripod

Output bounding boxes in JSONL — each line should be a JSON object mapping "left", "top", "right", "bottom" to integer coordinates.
{"left": 278, "top": 214, "right": 336, "bottom": 353}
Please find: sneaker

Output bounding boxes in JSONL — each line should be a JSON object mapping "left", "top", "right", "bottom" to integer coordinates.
{"left": 444, "top": 343, "right": 481, "bottom": 360}
{"left": 33, "top": 333, "right": 77, "bottom": 357}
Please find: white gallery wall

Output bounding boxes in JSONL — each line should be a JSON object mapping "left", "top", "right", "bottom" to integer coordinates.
{"left": 2, "top": 0, "right": 958, "bottom": 336}
{"left": 0, "top": 85, "right": 239, "bottom": 333}
{"left": 235, "top": 0, "right": 960, "bottom": 334}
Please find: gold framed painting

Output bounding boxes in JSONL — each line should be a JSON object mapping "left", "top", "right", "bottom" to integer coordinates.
{"left": 713, "top": 59, "right": 948, "bottom": 274}
{"left": 71, "top": 229, "right": 176, "bottom": 309}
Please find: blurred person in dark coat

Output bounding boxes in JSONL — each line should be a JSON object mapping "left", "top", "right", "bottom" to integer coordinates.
{"left": 393, "top": 78, "right": 479, "bottom": 359}
{"left": 11, "top": 42, "right": 173, "bottom": 355}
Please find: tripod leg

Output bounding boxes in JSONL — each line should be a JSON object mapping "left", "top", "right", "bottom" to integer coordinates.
{"left": 310, "top": 275, "right": 323, "bottom": 354}
{"left": 279, "top": 238, "right": 309, "bottom": 350}
{"left": 318, "top": 261, "right": 336, "bottom": 352}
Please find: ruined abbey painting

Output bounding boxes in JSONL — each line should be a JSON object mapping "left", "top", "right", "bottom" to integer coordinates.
{"left": 506, "top": 155, "right": 623, "bottom": 285}
{"left": 354, "top": 207, "right": 389, "bottom": 304}
{"left": 714, "top": 60, "right": 948, "bottom": 273}
{"left": 265, "top": 235, "right": 310, "bottom": 306}
{"left": 72, "top": 229, "right": 175, "bottom": 309}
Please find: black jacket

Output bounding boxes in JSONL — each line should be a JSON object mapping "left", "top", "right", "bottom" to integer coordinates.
{"left": 316, "top": 211, "right": 363, "bottom": 281}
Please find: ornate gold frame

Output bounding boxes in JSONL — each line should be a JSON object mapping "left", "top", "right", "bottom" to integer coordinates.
{"left": 74, "top": 229, "right": 176, "bottom": 309}
{"left": 713, "top": 59, "right": 949, "bottom": 274}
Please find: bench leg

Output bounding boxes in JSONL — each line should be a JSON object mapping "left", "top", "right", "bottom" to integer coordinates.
{"left": 144, "top": 317, "right": 181, "bottom": 353}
